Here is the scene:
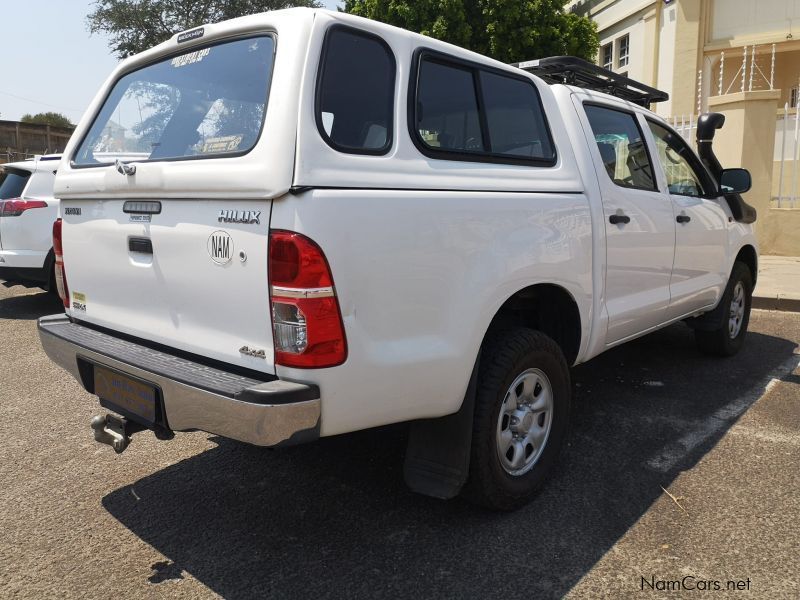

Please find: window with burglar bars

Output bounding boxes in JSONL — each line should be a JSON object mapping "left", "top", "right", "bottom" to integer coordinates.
{"left": 602, "top": 43, "right": 613, "bottom": 70}
{"left": 617, "top": 35, "right": 629, "bottom": 68}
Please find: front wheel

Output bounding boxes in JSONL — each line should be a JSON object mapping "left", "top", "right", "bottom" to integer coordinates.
{"left": 464, "top": 328, "right": 571, "bottom": 511}
{"left": 695, "top": 261, "right": 753, "bottom": 356}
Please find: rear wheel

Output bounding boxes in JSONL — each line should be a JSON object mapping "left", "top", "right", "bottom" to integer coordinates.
{"left": 47, "top": 261, "right": 58, "bottom": 296}
{"left": 464, "top": 328, "right": 570, "bottom": 511}
{"left": 695, "top": 261, "right": 753, "bottom": 356}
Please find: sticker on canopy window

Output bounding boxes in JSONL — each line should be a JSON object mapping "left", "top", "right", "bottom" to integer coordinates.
{"left": 200, "top": 135, "right": 243, "bottom": 154}
{"left": 171, "top": 48, "right": 211, "bottom": 68}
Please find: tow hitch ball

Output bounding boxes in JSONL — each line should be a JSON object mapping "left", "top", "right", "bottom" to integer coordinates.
{"left": 90, "top": 414, "right": 140, "bottom": 453}
{"left": 91, "top": 414, "right": 174, "bottom": 453}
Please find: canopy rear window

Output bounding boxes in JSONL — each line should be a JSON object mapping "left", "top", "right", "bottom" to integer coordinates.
{"left": 73, "top": 35, "right": 275, "bottom": 167}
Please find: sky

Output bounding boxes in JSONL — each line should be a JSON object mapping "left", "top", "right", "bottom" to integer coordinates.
{"left": 0, "top": 0, "right": 341, "bottom": 123}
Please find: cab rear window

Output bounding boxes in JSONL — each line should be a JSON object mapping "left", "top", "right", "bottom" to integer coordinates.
{"left": 0, "top": 168, "right": 31, "bottom": 199}
{"left": 73, "top": 36, "right": 275, "bottom": 167}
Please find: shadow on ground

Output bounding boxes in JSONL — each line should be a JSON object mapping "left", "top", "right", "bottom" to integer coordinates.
{"left": 0, "top": 287, "right": 62, "bottom": 321}
{"left": 95, "top": 323, "right": 796, "bottom": 599}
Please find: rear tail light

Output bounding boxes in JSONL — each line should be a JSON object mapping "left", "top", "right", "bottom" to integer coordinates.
{"left": 52, "top": 219, "right": 69, "bottom": 309}
{"left": 0, "top": 198, "right": 48, "bottom": 217}
{"left": 269, "top": 230, "right": 346, "bottom": 368}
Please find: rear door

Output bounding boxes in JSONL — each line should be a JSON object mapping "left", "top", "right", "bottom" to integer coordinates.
{"left": 62, "top": 198, "right": 274, "bottom": 370}
{"left": 56, "top": 33, "right": 288, "bottom": 374}
{"left": 579, "top": 102, "right": 676, "bottom": 344}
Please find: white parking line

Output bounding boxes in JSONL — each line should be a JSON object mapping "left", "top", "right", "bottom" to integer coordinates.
{"left": 647, "top": 353, "right": 800, "bottom": 472}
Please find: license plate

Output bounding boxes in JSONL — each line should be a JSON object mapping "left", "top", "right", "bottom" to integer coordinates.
{"left": 93, "top": 366, "right": 157, "bottom": 423}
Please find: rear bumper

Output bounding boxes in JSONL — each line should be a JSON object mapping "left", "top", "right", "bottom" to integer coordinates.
{"left": 37, "top": 314, "right": 320, "bottom": 447}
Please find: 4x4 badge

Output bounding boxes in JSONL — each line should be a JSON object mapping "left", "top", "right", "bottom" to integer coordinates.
{"left": 218, "top": 209, "right": 260, "bottom": 225}
{"left": 239, "top": 346, "right": 266, "bottom": 359}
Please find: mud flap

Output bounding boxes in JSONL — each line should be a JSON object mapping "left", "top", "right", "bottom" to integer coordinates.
{"left": 686, "top": 269, "right": 736, "bottom": 332}
{"left": 403, "top": 358, "right": 479, "bottom": 499}
{"left": 686, "top": 302, "right": 726, "bottom": 331}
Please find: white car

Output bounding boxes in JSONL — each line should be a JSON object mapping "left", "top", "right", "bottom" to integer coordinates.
{"left": 38, "top": 9, "right": 757, "bottom": 510}
{"left": 0, "top": 155, "right": 61, "bottom": 290}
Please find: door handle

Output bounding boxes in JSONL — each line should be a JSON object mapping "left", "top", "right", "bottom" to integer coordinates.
{"left": 676, "top": 214, "right": 691, "bottom": 224}
{"left": 609, "top": 213, "right": 631, "bottom": 225}
{"left": 128, "top": 237, "right": 153, "bottom": 254}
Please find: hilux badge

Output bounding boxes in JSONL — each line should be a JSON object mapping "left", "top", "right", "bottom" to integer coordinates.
{"left": 208, "top": 231, "right": 233, "bottom": 265}
{"left": 218, "top": 209, "right": 260, "bottom": 225}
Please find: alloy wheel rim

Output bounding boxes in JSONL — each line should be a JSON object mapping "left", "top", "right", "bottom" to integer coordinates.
{"left": 728, "top": 281, "right": 745, "bottom": 339}
{"left": 495, "top": 368, "right": 554, "bottom": 476}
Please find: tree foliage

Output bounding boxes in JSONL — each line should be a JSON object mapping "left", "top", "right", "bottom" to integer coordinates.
{"left": 344, "top": 0, "right": 599, "bottom": 63}
{"left": 88, "top": 0, "right": 322, "bottom": 58}
{"left": 20, "top": 112, "right": 74, "bottom": 128}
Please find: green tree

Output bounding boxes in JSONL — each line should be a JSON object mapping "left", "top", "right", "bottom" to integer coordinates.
{"left": 88, "top": 0, "right": 322, "bottom": 58}
{"left": 20, "top": 112, "right": 74, "bottom": 128}
{"left": 344, "top": 0, "right": 598, "bottom": 63}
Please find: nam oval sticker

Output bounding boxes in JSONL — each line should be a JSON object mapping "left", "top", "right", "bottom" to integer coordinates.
{"left": 208, "top": 231, "right": 233, "bottom": 265}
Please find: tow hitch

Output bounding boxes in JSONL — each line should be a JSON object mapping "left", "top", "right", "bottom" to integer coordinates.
{"left": 90, "top": 414, "right": 173, "bottom": 453}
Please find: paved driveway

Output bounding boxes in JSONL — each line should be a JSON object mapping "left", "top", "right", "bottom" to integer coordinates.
{"left": 1, "top": 283, "right": 798, "bottom": 599}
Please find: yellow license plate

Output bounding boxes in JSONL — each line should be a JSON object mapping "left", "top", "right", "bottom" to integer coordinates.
{"left": 94, "top": 366, "right": 157, "bottom": 423}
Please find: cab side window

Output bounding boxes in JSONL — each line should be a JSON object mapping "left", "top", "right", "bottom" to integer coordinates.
{"left": 480, "top": 70, "right": 553, "bottom": 159}
{"left": 584, "top": 104, "right": 656, "bottom": 191}
{"left": 316, "top": 26, "right": 396, "bottom": 154}
{"left": 416, "top": 59, "right": 483, "bottom": 153}
{"left": 411, "top": 52, "right": 556, "bottom": 165}
{"left": 647, "top": 121, "right": 712, "bottom": 197}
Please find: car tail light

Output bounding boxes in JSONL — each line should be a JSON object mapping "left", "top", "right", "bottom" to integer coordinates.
{"left": 0, "top": 198, "right": 48, "bottom": 217}
{"left": 52, "top": 218, "right": 69, "bottom": 309}
{"left": 269, "top": 230, "right": 346, "bottom": 368}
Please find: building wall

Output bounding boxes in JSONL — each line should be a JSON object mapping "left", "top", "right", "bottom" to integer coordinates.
{"left": 570, "top": 0, "right": 658, "bottom": 85}
{"left": 771, "top": 52, "right": 800, "bottom": 107}
{"left": 670, "top": 0, "right": 704, "bottom": 116}
{"left": 657, "top": 0, "right": 678, "bottom": 116}
{"left": 710, "top": 0, "right": 800, "bottom": 41}
{"left": 598, "top": 14, "right": 644, "bottom": 77}
{"left": 567, "top": 0, "right": 697, "bottom": 115}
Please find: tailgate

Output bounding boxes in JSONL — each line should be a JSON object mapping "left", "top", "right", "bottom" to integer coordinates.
{"left": 61, "top": 199, "right": 275, "bottom": 373}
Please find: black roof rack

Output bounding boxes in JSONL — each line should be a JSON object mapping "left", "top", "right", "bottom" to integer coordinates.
{"left": 513, "top": 56, "right": 669, "bottom": 107}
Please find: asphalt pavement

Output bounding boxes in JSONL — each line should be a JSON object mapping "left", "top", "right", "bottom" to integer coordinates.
{"left": 1, "top": 283, "right": 798, "bottom": 599}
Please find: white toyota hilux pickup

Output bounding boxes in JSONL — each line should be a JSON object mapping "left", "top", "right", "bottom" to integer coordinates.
{"left": 39, "top": 9, "right": 758, "bottom": 510}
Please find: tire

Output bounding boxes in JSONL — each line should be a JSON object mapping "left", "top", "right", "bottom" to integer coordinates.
{"left": 695, "top": 261, "right": 753, "bottom": 357}
{"left": 464, "top": 328, "right": 571, "bottom": 511}
{"left": 47, "top": 262, "right": 58, "bottom": 296}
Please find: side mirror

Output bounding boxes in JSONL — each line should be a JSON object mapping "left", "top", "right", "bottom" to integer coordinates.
{"left": 719, "top": 168, "right": 751, "bottom": 194}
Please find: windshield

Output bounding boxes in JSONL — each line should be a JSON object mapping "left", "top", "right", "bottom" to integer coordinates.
{"left": 74, "top": 35, "right": 275, "bottom": 166}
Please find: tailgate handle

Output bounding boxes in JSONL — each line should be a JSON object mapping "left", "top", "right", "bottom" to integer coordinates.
{"left": 128, "top": 237, "right": 153, "bottom": 254}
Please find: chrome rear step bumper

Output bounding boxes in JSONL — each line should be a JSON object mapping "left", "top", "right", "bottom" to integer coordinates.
{"left": 38, "top": 314, "right": 320, "bottom": 447}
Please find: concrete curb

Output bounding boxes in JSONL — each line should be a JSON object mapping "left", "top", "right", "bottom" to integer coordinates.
{"left": 752, "top": 295, "right": 800, "bottom": 313}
